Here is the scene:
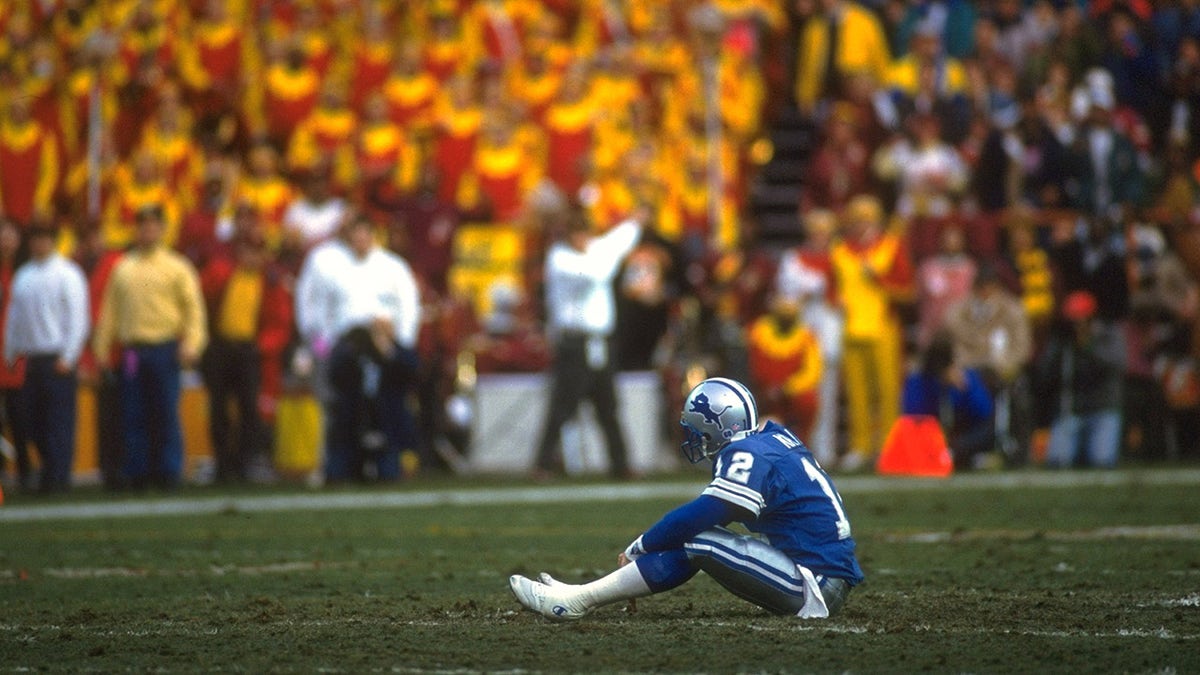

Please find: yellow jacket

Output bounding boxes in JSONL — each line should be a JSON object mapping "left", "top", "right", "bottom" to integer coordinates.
{"left": 795, "top": 3, "right": 890, "bottom": 111}
{"left": 831, "top": 230, "right": 913, "bottom": 340}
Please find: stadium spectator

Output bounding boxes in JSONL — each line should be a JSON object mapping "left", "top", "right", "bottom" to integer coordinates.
{"left": 136, "top": 83, "right": 203, "bottom": 215}
{"left": 532, "top": 206, "right": 644, "bottom": 480}
{"left": 746, "top": 292, "right": 822, "bottom": 440}
{"left": 983, "top": 0, "right": 1055, "bottom": 75}
{"left": 660, "top": 148, "right": 722, "bottom": 262}
{"left": 382, "top": 43, "right": 438, "bottom": 139}
{"left": 914, "top": 225, "right": 976, "bottom": 349}
{"left": 831, "top": 194, "right": 913, "bottom": 471}
{"left": 177, "top": 162, "right": 232, "bottom": 268}
{"left": 177, "top": 0, "right": 253, "bottom": 130}
{"left": 614, "top": 231, "right": 676, "bottom": 372}
{"left": 588, "top": 102, "right": 660, "bottom": 231}
{"left": 717, "top": 43, "right": 766, "bottom": 145}
{"left": 1124, "top": 223, "right": 1196, "bottom": 461}
{"left": 354, "top": 93, "right": 420, "bottom": 213}
{"left": 92, "top": 204, "right": 208, "bottom": 490}
{"left": 110, "top": 51, "right": 171, "bottom": 161}
{"left": 0, "top": 95, "right": 59, "bottom": 229}
{"left": 0, "top": 219, "right": 29, "bottom": 490}
{"left": 287, "top": 81, "right": 358, "bottom": 193}
{"left": 372, "top": 162, "right": 460, "bottom": 301}
{"left": 2, "top": 225, "right": 89, "bottom": 493}
{"left": 199, "top": 212, "right": 292, "bottom": 484}
{"left": 690, "top": 219, "right": 779, "bottom": 383}
{"left": 1007, "top": 92, "right": 1073, "bottom": 211}
{"left": 74, "top": 224, "right": 124, "bottom": 490}
{"left": 422, "top": 8, "right": 480, "bottom": 86}
{"left": 232, "top": 143, "right": 295, "bottom": 251}
{"left": 12, "top": 31, "right": 63, "bottom": 139}
{"left": 458, "top": 111, "right": 543, "bottom": 223}
{"left": 281, "top": 167, "right": 349, "bottom": 254}
{"left": 775, "top": 209, "right": 842, "bottom": 467}
{"left": 943, "top": 263, "right": 1034, "bottom": 463}
{"left": 1065, "top": 72, "right": 1146, "bottom": 221}
{"left": 430, "top": 73, "right": 485, "bottom": 206}
{"left": 1165, "top": 36, "right": 1200, "bottom": 160}
{"left": 541, "top": 64, "right": 595, "bottom": 199}
{"left": 293, "top": 214, "right": 421, "bottom": 483}
{"left": 943, "top": 262, "right": 1033, "bottom": 389}
{"left": 903, "top": 332, "right": 997, "bottom": 470}
{"left": 879, "top": 22, "right": 970, "bottom": 142}
{"left": 1096, "top": 6, "right": 1163, "bottom": 141}
{"left": 103, "top": 148, "right": 181, "bottom": 251}
{"left": 793, "top": 0, "right": 891, "bottom": 115}
{"left": 507, "top": 50, "right": 562, "bottom": 129}
{"left": 346, "top": 12, "right": 394, "bottom": 114}
{"left": 1041, "top": 4, "right": 1104, "bottom": 83}
{"left": 999, "top": 215, "right": 1056, "bottom": 349}
{"left": 872, "top": 110, "right": 969, "bottom": 260}
{"left": 510, "top": 376, "right": 863, "bottom": 620}
{"left": 800, "top": 101, "right": 872, "bottom": 214}
{"left": 255, "top": 39, "right": 322, "bottom": 151}
{"left": 1036, "top": 290, "right": 1126, "bottom": 469}
{"left": 283, "top": 2, "right": 336, "bottom": 80}
{"left": 1047, "top": 214, "right": 1129, "bottom": 324}
{"left": 891, "top": 0, "right": 978, "bottom": 60}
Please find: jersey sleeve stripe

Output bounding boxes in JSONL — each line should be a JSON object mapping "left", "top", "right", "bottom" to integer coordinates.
{"left": 702, "top": 478, "right": 766, "bottom": 515}
{"left": 707, "top": 477, "right": 766, "bottom": 507}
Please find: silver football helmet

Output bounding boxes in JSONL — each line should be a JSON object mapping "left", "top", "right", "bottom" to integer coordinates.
{"left": 680, "top": 377, "right": 759, "bottom": 463}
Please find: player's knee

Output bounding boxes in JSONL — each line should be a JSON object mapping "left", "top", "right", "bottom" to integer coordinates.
{"left": 635, "top": 550, "right": 697, "bottom": 592}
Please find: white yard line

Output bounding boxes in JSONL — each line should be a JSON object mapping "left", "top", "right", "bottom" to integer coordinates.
{"left": 884, "top": 523, "right": 1200, "bottom": 543}
{"left": 1, "top": 617, "right": 1195, "bottom": 642}
{"left": 724, "top": 620, "right": 1200, "bottom": 640}
{"left": 3, "top": 468, "right": 1200, "bottom": 523}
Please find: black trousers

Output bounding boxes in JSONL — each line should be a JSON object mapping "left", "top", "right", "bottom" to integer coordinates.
{"left": 324, "top": 329, "right": 418, "bottom": 483}
{"left": 202, "top": 338, "right": 262, "bottom": 481}
{"left": 0, "top": 386, "right": 29, "bottom": 487}
{"left": 95, "top": 369, "right": 123, "bottom": 490}
{"left": 21, "top": 355, "right": 78, "bottom": 492}
{"left": 533, "top": 334, "right": 630, "bottom": 477}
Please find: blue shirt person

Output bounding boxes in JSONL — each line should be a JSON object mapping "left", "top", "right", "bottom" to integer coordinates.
{"left": 903, "top": 334, "right": 996, "bottom": 470}
{"left": 510, "top": 377, "right": 864, "bottom": 620}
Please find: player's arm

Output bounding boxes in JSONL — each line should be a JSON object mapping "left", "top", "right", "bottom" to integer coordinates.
{"left": 623, "top": 495, "right": 751, "bottom": 561}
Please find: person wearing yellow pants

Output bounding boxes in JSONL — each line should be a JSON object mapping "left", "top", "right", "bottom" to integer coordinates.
{"left": 831, "top": 195, "right": 914, "bottom": 471}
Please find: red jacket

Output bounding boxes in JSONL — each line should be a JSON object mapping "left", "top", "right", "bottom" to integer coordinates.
{"left": 0, "top": 264, "right": 25, "bottom": 389}
{"left": 200, "top": 254, "right": 294, "bottom": 412}
{"left": 76, "top": 248, "right": 124, "bottom": 377}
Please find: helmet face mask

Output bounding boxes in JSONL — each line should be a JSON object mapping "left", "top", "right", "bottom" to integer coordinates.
{"left": 680, "top": 420, "right": 712, "bottom": 464}
{"left": 679, "top": 377, "right": 758, "bottom": 463}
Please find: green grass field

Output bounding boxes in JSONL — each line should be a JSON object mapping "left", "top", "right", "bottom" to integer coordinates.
{"left": 3, "top": 469, "right": 1199, "bottom": 673}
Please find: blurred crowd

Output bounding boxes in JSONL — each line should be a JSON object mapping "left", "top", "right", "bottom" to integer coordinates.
{"left": 0, "top": 0, "right": 1198, "bottom": 493}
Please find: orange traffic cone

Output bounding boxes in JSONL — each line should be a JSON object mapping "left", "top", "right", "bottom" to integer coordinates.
{"left": 876, "top": 415, "right": 954, "bottom": 478}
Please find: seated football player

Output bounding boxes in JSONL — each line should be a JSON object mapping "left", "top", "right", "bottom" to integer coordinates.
{"left": 509, "top": 377, "right": 864, "bottom": 620}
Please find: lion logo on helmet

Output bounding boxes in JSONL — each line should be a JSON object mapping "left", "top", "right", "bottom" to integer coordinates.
{"left": 689, "top": 392, "right": 730, "bottom": 429}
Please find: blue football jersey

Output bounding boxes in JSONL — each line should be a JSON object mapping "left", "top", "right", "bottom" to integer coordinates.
{"left": 702, "top": 421, "right": 865, "bottom": 585}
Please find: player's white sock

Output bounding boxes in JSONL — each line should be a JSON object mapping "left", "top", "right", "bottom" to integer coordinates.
{"left": 574, "top": 562, "right": 652, "bottom": 610}
{"left": 538, "top": 572, "right": 568, "bottom": 587}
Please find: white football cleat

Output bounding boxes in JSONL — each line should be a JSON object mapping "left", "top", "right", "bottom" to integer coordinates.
{"left": 509, "top": 574, "right": 590, "bottom": 621}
